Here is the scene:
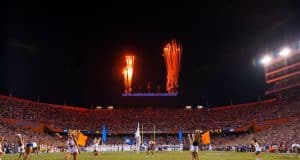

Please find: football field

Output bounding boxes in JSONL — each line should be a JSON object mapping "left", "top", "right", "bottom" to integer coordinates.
{"left": 3, "top": 151, "right": 299, "bottom": 160}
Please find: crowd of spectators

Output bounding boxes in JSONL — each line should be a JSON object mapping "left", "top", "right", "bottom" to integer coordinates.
{"left": 0, "top": 120, "right": 64, "bottom": 153}
{"left": 1, "top": 95, "right": 299, "bottom": 133}
{"left": 210, "top": 117, "right": 300, "bottom": 153}
{"left": 0, "top": 94, "right": 299, "bottom": 153}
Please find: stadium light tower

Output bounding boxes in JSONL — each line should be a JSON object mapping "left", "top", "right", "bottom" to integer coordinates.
{"left": 279, "top": 47, "right": 291, "bottom": 57}
{"left": 261, "top": 55, "right": 272, "bottom": 65}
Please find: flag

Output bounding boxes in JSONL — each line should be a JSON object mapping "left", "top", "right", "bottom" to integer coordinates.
{"left": 77, "top": 132, "right": 88, "bottom": 147}
{"left": 178, "top": 128, "right": 183, "bottom": 144}
{"left": 202, "top": 130, "right": 210, "bottom": 144}
{"left": 135, "top": 122, "right": 141, "bottom": 145}
{"left": 102, "top": 125, "right": 107, "bottom": 144}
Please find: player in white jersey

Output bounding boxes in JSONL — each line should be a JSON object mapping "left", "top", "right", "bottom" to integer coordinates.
{"left": 32, "top": 141, "right": 40, "bottom": 155}
{"left": 0, "top": 136, "right": 4, "bottom": 160}
{"left": 93, "top": 137, "right": 101, "bottom": 157}
{"left": 147, "top": 140, "right": 155, "bottom": 156}
{"left": 252, "top": 138, "right": 263, "bottom": 160}
{"left": 292, "top": 143, "right": 300, "bottom": 152}
{"left": 16, "top": 134, "right": 25, "bottom": 160}
{"left": 188, "top": 132, "right": 199, "bottom": 160}
{"left": 292, "top": 144, "right": 300, "bottom": 158}
{"left": 65, "top": 131, "right": 79, "bottom": 160}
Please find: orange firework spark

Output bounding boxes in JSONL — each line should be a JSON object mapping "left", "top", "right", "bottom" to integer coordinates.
{"left": 123, "top": 55, "right": 135, "bottom": 93}
{"left": 163, "top": 39, "right": 182, "bottom": 93}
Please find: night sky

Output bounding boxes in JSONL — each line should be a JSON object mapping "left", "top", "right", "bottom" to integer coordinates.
{"left": 3, "top": 1, "right": 300, "bottom": 107}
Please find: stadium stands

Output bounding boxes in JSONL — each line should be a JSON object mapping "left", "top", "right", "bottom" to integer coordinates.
{"left": 0, "top": 94, "right": 299, "bottom": 153}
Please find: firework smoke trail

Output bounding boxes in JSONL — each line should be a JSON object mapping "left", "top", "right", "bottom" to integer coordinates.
{"left": 123, "top": 68, "right": 128, "bottom": 93}
{"left": 123, "top": 55, "right": 135, "bottom": 93}
{"left": 163, "top": 39, "right": 182, "bottom": 93}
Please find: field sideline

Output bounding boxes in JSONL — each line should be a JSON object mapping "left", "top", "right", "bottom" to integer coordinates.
{"left": 3, "top": 151, "right": 300, "bottom": 160}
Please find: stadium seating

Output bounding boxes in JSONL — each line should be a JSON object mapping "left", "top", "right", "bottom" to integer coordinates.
{"left": 0, "top": 95, "right": 299, "bottom": 153}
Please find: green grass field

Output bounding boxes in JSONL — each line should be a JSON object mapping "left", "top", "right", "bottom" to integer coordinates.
{"left": 3, "top": 151, "right": 300, "bottom": 160}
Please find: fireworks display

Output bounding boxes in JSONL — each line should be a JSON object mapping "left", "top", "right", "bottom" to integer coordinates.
{"left": 163, "top": 39, "right": 182, "bottom": 93}
{"left": 123, "top": 55, "right": 135, "bottom": 94}
{"left": 122, "top": 39, "right": 182, "bottom": 96}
